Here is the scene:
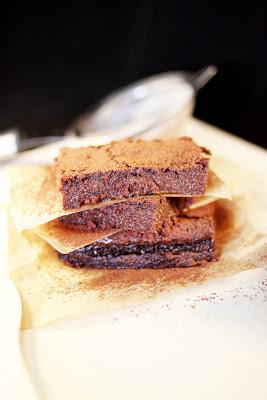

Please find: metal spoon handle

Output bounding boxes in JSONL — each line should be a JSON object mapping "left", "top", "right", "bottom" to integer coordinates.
{"left": 190, "top": 64, "right": 218, "bottom": 90}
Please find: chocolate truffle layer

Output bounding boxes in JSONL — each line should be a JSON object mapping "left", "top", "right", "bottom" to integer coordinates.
{"left": 59, "top": 196, "right": 175, "bottom": 232}
{"left": 56, "top": 137, "right": 210, "bottom": 209}
{"left": 58, "top": 240, "right": 214, "bottom": 269}
{"left": 58, "top": 214, "right": 216, "bottom": 269}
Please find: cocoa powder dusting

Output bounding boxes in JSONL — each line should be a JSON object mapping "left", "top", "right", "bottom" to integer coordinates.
{"left": 11, "top": 197, "right": 267, "bottom": 329}
{"left": 38, "top": 198, "right": 267, "bottom": 305}
{"left": 184, "top": 273, "right": 267, "bottom": 309}
{"left": 56, "top": 199, "right": 255, "bottom": 298}
{"left": 78, "top": 200, "right": 266, "bottom": 299}
{"left": 72, "top": 201, "right": 228, "bottom": 293}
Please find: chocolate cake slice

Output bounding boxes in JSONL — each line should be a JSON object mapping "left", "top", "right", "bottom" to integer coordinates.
{"left": 59, "top": 196, "right": 175, "bottom": 232}
{"left": 58, "top": 213, "right": 216, "bottom": 269}
{"left": 56, "top": 137, "right": 210, "bottom": 209}
{"left": 58, "top": 197, "right": 212, "bottom": 233}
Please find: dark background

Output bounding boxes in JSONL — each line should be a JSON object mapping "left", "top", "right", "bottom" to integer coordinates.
{"left": 0, "top": 2, "right": 266, "bottom": 147}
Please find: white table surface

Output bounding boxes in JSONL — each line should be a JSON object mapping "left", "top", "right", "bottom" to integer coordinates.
{"left": 1, "top": 117, "right": 267, "bottom": 399}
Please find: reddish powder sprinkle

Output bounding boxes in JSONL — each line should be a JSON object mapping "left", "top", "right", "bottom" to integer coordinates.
{"left": 185, "top": 277, "right": 267, "bottom": 310}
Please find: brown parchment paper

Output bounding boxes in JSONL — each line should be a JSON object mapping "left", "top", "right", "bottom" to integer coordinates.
{"left": 9, "top": 165, "right": 230, "bottom": 232}
{"left": 32, "top": 220, "right": 118, "bottom": 254}
{"left": 6, "top": 155, "right": 267, "bottom": 330}
{"left": 7, "top": 192, "right": 267, "bottom": 329}
{"left": 8, "top": 212, "right": 39, "bottom": 272}
{"left": 31, "top": 198, "right": 217, "bottom": 254}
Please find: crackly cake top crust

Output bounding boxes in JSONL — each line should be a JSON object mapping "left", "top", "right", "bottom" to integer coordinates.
{"left": 56, "top": 137, "right": 210, "bottom": 180}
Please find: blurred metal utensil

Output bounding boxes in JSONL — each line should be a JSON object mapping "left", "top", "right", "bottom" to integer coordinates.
{"left": 0, "top": 129, "right": 63, "bottom": 162}
{"left": 0, "top": 65, "right": 217, "bottom": 161}
{"left": 70, "top": 64, "right": 217, "bottom": 139}
{"left": 0, "top": 129, "right": 19, "bottom": 160}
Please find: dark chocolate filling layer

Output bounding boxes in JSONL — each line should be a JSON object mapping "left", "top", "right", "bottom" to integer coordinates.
{"left": 68, "top": 238, "right": 214, "bottom": 258}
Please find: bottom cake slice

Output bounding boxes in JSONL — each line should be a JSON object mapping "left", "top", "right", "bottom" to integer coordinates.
{"left": 58, "top": 212, "right": 216, "bottom": 269}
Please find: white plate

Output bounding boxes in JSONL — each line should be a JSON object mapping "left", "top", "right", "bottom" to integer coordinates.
{"left": 3, "top": 117, "right": 267, "bottom": 400}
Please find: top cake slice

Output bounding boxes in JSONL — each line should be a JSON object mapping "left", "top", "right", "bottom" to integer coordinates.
{"left": 56, "top": 137, "right": 210, "bottom": 209}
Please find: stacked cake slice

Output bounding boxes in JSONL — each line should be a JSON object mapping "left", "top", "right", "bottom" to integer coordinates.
{"left": 54, "top": 137, "right": 217, "bottom": 269}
